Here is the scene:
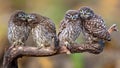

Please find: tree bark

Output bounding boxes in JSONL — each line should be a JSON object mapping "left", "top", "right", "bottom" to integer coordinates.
{"left": 2, "top": 24, "right": 118, "bottom": 68}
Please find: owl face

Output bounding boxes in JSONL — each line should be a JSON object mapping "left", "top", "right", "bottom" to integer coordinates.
{"left": 65, "top": 10, "right": 79, "bottom": 21}
{"left": 27, "top": 13, "right": 39, "bottom": 28}
{"left": 15, "top": 11, "right": 27, "bottom": 21}
{"left": 27, "top": 14, "right": 39, "bottom": 25}
{"left": 79, "top": 7, "right": 94, "bottom": 19}
{"left": 27, "top": 14, "right": 36, "bottom": 22}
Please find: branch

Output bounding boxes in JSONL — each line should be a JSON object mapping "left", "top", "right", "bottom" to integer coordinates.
{"left": 108, "top": 24, "right": 118, "bottom": 33}
{"left": 3, "top": 24, "right": 118, "bottom": 68}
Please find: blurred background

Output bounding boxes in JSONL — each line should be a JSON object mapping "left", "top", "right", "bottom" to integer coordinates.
{"left": 0, "top": 0, "right": 120, "bottom": 68}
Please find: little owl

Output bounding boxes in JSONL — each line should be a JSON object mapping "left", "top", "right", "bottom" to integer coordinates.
{"left": 8, "top": 10, "right": 31, "bottom": 46}
{"left": 27, "top": 13, "right": 58, "bottom": 49}
{"left": 79, "top": 6, "right": 111, "bottom": 44}
{"left": 58, "top": 10, "right": 81, "bottom": 54}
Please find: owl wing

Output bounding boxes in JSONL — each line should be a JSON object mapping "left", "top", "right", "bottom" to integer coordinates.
{"left": 58, "top": 19, "right": 67, "bottom": 36}
{"left": 84, "top": 15, "right": 111, "bottom": 41}
{"left": 43, "top": 19, "right": 56, "bottom": 34}
{"left": 43, "top": 18, "right": 59, "bottom": 47}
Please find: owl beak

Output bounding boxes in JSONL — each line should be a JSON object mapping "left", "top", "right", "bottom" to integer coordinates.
{"left": 80, "top": 14, "right": 84, "bottom": 18}
{"left": 72, "top": 17, "right": 74, "bottom": 20}
{"left": 25, "top": 15, "right": 28, "bottom": 21}
{"left": 21, "top": 17, "right": 26, "bottom": 21}
{"left": 80, "top": 14, "right": 88, "bottom": 19}
{"left": 26, "top": 15, "right": 32, "bottom": 22}
{"left": 72, "top": 16, "right": 75, "bottom": 20}
{"left": 27, "top": 18, "right": 32, "bottom": 22}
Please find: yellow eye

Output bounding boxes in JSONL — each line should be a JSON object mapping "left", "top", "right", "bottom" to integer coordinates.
{"left": 80, "top": 10, "right": 83, "bottom": 13}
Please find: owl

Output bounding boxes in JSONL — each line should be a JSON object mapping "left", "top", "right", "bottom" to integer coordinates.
{"left": 58, "top": 10, "right": 81, "bottom": 54}
{"left": 79, "top": 6, "right": 111, "bottom": 44}
{"left": 27, "top": 13, "right": 58, "bottom": 49}
{"left": 8, "top": 10, "right": 30, "bottom": 46}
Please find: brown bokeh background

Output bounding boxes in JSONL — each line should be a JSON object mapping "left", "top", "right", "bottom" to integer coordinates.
{"left": 0, "top": 0, "right": 120, "bottom": 68}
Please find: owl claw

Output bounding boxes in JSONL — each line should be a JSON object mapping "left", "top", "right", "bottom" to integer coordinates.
{"left": 18, "top": 40, "right": 25, "bottom": 46}
{"left": 65, "top": 41, "right": 71, "bottom": 48}
{"left": 66, "top": 50, "right": 71, "bottom": 54}
{"left": 37, "top": 44, "right": 44, "bottom": 49}
{"left": 64, "top": 41, "right": 71, "bottom": 54}
{"left": 12, "top": 40, "right": 24, "bottom": 46}
{"left": 12, "top": 42, "right": 17, "bottom": 46}
{"left": 61, "top": 45, "right": 71, "bottom": 54}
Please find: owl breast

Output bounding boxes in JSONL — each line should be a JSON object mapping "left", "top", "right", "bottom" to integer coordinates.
{"left": 8, "top": 21, "right": 30, "bottom": 45}
{"left": 59, "top": 21, "right": 81, "bottom": 42}
{"left": 32, "top": 24, "right": 54, "bottom": 47}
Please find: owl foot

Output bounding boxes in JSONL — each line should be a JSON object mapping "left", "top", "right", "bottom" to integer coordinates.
{"left": 12, "top": 42, "right": 17, "bottom": 47}
{"left": 64, "top": 41, "right": 71, "bottom": 54}
{"left": 65, "top": 41, "right": 71, "bottom": 48}
{"left": 18, "top": 40, "right": 25, "bottom": 46}
{"left": 37, "top": 44, "right": 44, "bottom": 49}
{"left": 13, "top": 40, "right": 24, "bottom": 46}
{"left": 66, "top": 50, "right": 71, "bottom": 54}
{"left": 61, "top": 45, "right": 71, "bottom": 54}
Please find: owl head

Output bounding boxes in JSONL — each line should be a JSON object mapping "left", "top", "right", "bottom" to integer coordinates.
{"left": 27, "top": 13, "right": 37, "bottom": 22}
{"left": 14, "top": 10, "right": 27, "bottom": 21}
{"left": 65, "top": 10, "right": 79, "bottom": 21}
{"left": 79, "top": 6, "right": 94, "bottom": 19}
{"left": 27, "top": 13, "right": 40, "bottom": 28}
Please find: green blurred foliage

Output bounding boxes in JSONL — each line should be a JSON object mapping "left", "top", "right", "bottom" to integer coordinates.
{"left": 71, "top": 54, "right": 84, "bottom": 68}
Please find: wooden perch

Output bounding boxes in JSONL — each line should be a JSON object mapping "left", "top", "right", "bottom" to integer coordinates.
{"left": 2, "top": 24, "right": 118, "bottom": 68}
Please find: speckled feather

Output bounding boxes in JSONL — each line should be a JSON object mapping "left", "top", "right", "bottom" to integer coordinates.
{"left": 79, "top": 7, "right": 111, "bottom": 43}
{"left": 8, "top": 21, "right": 30, "bottom": 45}
{"left": 58, "top": 10, "right": 81, "bottom": 44}
{"left": 58, "top": 20, "right": 81, "bottom": 43}
{"left": 28, "top": 13, "right": 57, "bottom": 47}
{"left": 83, "top": 14, "right": 111, "bottom": 41}
{"left": 8, "top": 10, "right": 31, "bottom": 45}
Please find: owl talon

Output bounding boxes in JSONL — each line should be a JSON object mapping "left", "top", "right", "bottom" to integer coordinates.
{"left": 37, "top": 44, "right": 44, "bottom": 49}
{"left": 12, "top": 42, "right": 18, "bottom": 46}
{"left": 18, "top": 40, "right": 25, "bottom": 46}
{"left": 66, "top": 50, "right": 71, "bottom": 54}
{"left": 61, "top": 45, "right": 71, "bottom": 54}
{"left": 65, "top": 41, "right": 71, "bottom": 47}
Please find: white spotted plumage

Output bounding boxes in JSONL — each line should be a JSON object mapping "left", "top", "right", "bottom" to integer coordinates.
{"left": 8, "top": 10, "right": 31, "bottom": 46}
{"left": 27, "top": 13, "right": 57, "bottom": 48}
{"left": 79, "top": 7, "right": 111, "bottom": 44}
{"left": 58, "top": 10, "right": 81, "bottom": 54}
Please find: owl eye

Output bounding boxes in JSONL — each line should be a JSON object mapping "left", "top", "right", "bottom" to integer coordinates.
{"left": 18, "top": 13, "right": 25, "bottom": 18}
{"left": 27, "top": 15, "right": 36, "bottom": 22}
{"left": 31, "top": 15, "right": 35, "bottom": 19}
{"left": 17, "top": 13, "right": 26, "bottom": 20}
{"left": 73, "top": 14, "right": 78, "bottom": 19}
{"left": 28, "top": 15, "right": 35, "bottom": 19}
{"left": 66, "top": 14, "right": 72, "bottom": 18}
{"left": 80, "top": 10, "right": 83, "bottom": 13}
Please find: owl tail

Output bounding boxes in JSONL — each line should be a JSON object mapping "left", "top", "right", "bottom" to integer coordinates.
{"left": 54, "top": 35, "right": 59, "bottom": 50}
{"left": 105, "top": 31, "right": 111, "bottom": 41}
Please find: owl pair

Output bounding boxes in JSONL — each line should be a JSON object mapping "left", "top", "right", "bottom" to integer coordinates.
{"left": 58, "top": 6, "right": 111, "bottom": 54}
{"left": 8, "top": 10, "right": 58, "bottom": 49}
